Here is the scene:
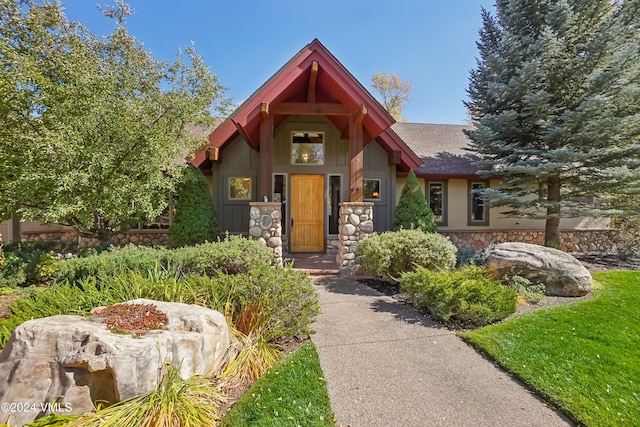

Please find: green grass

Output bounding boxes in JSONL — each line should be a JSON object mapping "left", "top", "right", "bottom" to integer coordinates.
{"left": 222, "top": 341, "right": 335, "bottom": 427}
{"left": 460, "top": 271, "right": 640, "bottom": 427}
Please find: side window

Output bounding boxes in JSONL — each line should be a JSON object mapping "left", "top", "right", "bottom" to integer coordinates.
{"left": 469, "top": 182, "right": 489, "bottom": 226}
{"left": 363, "top": 179, "right": 381, "bottom": 200}
{"left": 428, "top": 182, "right": 447, "bottom": 226}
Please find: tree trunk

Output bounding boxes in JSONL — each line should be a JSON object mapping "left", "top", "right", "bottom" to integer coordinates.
{"left": 545, "top": 176, "right": 561, "bottom": 248}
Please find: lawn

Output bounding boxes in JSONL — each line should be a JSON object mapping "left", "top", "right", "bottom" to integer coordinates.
{"left": 460, "top": 271, "right": 640, "bottom": 427}
{"left": 222, "top": 341, "right": 335, "bottom": 427}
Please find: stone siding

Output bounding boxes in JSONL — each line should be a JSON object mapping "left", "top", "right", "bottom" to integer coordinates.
{"left": 338, "top": 202, "right": 374, "bottom": 276}
{"left": 248, "top": 202, "right": 283, "bottom": 266}
{"left": 327, "top": 235, "right": 340, "bottom": 255}
{"left": 21, "top": 230, "right": 171, "bottom": 247}
{"left": 442, "top": 229, "right": 618, "bottom": 253}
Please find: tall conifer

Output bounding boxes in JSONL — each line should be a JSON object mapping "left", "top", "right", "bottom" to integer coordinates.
{"left": 465, "top": 0, "right": 640, "bottom": 246}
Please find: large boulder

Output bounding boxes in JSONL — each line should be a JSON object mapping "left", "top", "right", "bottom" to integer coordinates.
{"left": 486, "top": 242, "right": 592, "bottom": 297}
{"left": 0, "top": 299, "right": 230, "bottom": 426}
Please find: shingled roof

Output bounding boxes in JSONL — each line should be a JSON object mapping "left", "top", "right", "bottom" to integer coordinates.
{"left": 392, "top": 123, "right": 481, "bottom": 178}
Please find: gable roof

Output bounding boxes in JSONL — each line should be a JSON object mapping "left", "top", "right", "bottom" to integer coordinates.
{"left": 392, "top": 123, "right": 481, "bottom": 178}
{"left": 192, "top": 39, "right": 421, "bottom": 171}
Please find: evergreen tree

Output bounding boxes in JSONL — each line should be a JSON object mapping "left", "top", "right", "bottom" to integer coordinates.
{"left": 169, "top": 165, "right": 219, "bottom": 247}
{"left": 392, "top": 170, "right": 438, "bottom": 233}
{"left": 465, "top": 0, "right": 640, "bottom": 246}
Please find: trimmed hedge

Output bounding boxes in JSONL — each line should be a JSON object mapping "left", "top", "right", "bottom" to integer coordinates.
{"left": 400, "top": 266, "right": 517, "bottom": 326}
{"left": 357, "top": 229, "right": 457, "bottom": 281}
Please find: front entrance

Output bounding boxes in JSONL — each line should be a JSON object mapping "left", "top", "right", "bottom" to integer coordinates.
{"left": 290, "top": 174, "right": 324, "bottom": 252}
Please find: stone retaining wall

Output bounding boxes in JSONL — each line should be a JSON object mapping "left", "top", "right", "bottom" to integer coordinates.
{"left": 337, "top": 202, "right": 374, "bottom": 276}
{"left": 21, "top": 230, "right": 171, "bottom": 247}
{"left": 248, "top": 202, "right": 283, "bottom": 266}
{"left": 442, "top": 229, "right": 619, "bottom": 253}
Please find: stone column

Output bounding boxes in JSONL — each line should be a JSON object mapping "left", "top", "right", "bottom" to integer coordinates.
{"left": 249, "top": 202, "right": 283, "bottom": 266}
{"left": 338, "top": 202, "right": 374, "bottom": 276}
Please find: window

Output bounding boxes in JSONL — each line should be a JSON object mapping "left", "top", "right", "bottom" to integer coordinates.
{"left": 363, "top": 179, "right": 381, "bottom": 200}
{"left": 329, "top": 175, "right": 341, "bottom": 234}
{"left": 428, "top": 182, "right": 447, "bottom": 225}
{"left": 228, "top": 177, "right": 252, "bottom": 200}
{"left": 273, "top": 174, "right": 287, "bottom": 233}
{"left": 469, "top": 182, "right": 489, "bottom": 225}
{"left": 291, "top": 132, "right": 324, "bottom": 164}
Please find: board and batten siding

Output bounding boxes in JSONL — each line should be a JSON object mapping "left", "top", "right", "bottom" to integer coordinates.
{"left": 213, "top": 134, "right": 259, "bottom": 233}
{"left": 363, "top": 141, "right": 395, "bottom": 233}
{"left": 213, "top": 115, "right": 396, "bottom": 237}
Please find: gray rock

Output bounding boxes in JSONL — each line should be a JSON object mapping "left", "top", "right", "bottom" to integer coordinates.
{"left": 486, "top": 242, "right": 592, "bottom": 296}
{"left": 0, "top": 300, "right": 229, "bottom": 426}
{"left": 360, "top": 220, "right": 374, "bottom": 233}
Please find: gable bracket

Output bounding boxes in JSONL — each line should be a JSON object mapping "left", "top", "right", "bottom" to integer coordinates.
{"left": 306, "top": 60, "right": 318, "bottom": 103}
{"left": 231, "top": 119, "right": 258, "bottom": 149}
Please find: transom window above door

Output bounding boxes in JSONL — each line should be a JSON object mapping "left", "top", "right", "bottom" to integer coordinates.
{"left": 291, "top": 132, "right": 324, "bottom": 165}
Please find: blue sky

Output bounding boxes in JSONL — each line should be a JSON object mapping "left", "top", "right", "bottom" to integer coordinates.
{"left": 61, "top": 1, "right": 496, "bottom": 125}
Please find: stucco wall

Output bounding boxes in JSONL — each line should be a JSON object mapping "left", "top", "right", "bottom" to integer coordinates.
{"left": 395, "top": 177, "right": 610, "bottom": 231}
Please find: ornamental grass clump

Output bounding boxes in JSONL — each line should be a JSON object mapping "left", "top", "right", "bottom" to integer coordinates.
{"left": 400, "top": 266, "right": 517, "bottom": 326}
{"left": 67, "top": 362, "right": 225, "bottom": 427}
{"left": 357, "top": 229, "right": 457, "bottom": 281}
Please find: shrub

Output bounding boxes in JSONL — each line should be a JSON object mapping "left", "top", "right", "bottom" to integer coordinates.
{"left": 358, "top": 229, "right": 457, "bottom": 281}
{"left": 173, "top": 235, "right": 274, "bottom": 276}
{"left": 169, "top": 165, "right": 219, "bottom": 247}
{"left": 0, "top": 241, "right": 71, "bottom": 287}
{"left": 55, "top": 236, "right": 273, "bottom": 284}
{"left": 400, "top": 266, "right": 517, "bottom": 326}
{"left": 392, "top": 169, "right": 437, "bottom": 233}
{"left": 612, "top": 214, "right": 640, "bottom": 259}
{"left": 455, "top": 246, "right": 482, "bottom": 267}
{"left": 0, "top": 263, "right": 319, "bottom": 348}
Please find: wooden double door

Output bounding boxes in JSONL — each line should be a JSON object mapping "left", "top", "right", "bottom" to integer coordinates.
{"left": 290, "top": 174, "right": 324, "bottom": 252}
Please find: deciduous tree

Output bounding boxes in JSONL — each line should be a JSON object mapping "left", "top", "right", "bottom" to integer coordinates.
{"left": 465, "top": 0, "right": 640, "bottom": 246}
{"left": 371, "top": 72, "right": 413, "bottom": 121}
{"left": 0, "top": 0, "right": 229, "bottom": 242}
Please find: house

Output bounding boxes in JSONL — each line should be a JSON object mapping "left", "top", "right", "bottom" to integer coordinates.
{"left": 190, "top": 39, "right": 613, "bottom": 260}
{"left": 2, "top": 39, "right": 615, "bottom": 264}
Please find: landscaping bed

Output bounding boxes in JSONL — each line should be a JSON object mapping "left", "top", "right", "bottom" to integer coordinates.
{"left": 0, "top": 238, "right": 321, "bottom": 426}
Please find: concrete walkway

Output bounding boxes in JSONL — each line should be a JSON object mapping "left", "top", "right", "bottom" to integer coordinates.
{"left": 311, "top": 276, "right": 574, "bottom": 427}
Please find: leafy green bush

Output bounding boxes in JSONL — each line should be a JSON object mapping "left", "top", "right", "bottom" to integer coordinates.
{"left": 358, "top": 229, "right": 457, "bottom": 281}
{"left": 400, "top": 266, "right": 517, "bottom": 326}
{"left": 392, "top": 169, "right": 437, "bottom": 233}
{"left": 612, "top": 214, "right": 640, "bottom": 259}
{"left": 169, "top": 165, "right": 220, "bottom": 247}
{"left": 173, "top": 235, "right": 273, "bottom": 276}
{"left": 0, "top": 241, "right": 72, "bottom": 287}
{"left": 55, "top": 236, "right": 273, "bottom": 284}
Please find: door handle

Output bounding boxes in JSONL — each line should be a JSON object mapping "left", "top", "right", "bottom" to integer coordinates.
{"left": 291, "top": 218, "right": 294, "bottom": 228}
